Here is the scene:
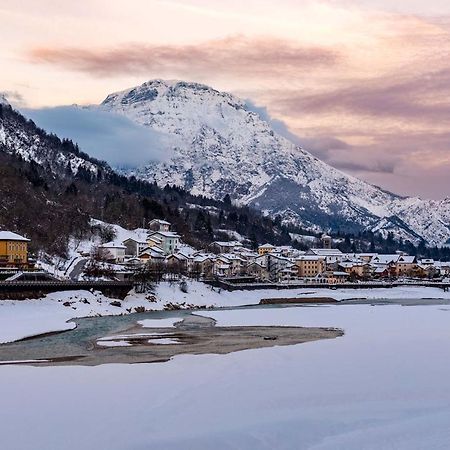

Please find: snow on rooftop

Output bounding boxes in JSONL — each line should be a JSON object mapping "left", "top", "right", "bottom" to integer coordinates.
{"left": 0, "top": 231, "right": 30, "bottom": 242}
{"left": 99, "top": 242, "right": 126, "bottom": 249}
{"left": 122, "top": 237, "right": 147, "bottom": 244}
{"left": 297, "top": 255, "right": 324, "bottom": 261}
{"left": 149, "top": 219, "right": 171, "bottom": 225}
{"left": 371, "top": 254, "right": 401, "bottom": 264}
{"left": 398, "top": 256, "right": 416, "bottom": 263}
{"left": 308, "top": 248, "right": 343, "bottom": 256}
{"left": 148, "top": 231, "right": 180, "bottom": 238}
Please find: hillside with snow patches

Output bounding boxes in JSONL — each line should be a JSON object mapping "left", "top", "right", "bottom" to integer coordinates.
{"left": 0, "top": 103, "right": 102, "bottom": 177}
{"left": 99, "top": 80, "right": 450, "bottom": 247}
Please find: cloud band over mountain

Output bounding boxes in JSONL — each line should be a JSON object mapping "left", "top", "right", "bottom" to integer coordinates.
{"left": 23, "top": 106, "right": 173, "bottom": 168}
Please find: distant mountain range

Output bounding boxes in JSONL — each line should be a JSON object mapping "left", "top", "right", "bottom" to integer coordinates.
{"left": 98, "top": 79, "right": 450, "bottom": 247}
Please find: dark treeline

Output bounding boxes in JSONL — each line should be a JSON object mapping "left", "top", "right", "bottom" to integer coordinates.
{"left": 0, "top": 150, "right": 297, "bottom": 255}
{"left": 333, "top": 230, "right": 450, "bottom": 261}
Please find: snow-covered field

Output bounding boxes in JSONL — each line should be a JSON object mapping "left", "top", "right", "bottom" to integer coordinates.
{"left": 1, "top": 281, "right": 450, "bottom": 344}
{"left": 1, "top": 303, "right": 450, "bottom": 449}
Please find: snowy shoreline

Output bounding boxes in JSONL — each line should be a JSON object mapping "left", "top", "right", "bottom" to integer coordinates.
{"left": 1, "top": 281, "right": 450, "bottom": 344}
{"left": 0, "top": 290, "right": 156, "bottom": 344}
{"left": 152, "top": 280, "right": 450, "bottom": 307}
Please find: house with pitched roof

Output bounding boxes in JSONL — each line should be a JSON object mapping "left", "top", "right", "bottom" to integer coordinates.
{"left": 258, "top": 243, "right": 276, "bottom": 256}
{"left": 98, "top": 242, "right": 126, "bottom": 263}
{"left": 147, "top": 231, "right": 181, "bottom": 255}
{"left": 296, "top": 255, "right": 325, "bottom": 278}
{"left": 396, "top": 255, "right": 417, "bottom": 276}
{"left": 306, "top": 248, "right": 344, "bottom": 265}
{"left": 0, "top": 231, "right": 30, "bottom": 267}
{"left": 148, "top": 219, "right": 171, "bottom": 232}
{"left": 122, "top": 238, "right": 149, "bottom": 258}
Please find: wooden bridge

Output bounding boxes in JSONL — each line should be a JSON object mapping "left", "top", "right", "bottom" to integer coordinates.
{"left": 0, "top": 280, "right": 134, "bottom": 300}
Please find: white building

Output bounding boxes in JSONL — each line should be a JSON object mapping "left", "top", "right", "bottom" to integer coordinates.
{"left": 306, "top": 248, "right": 344, "bottom": 265}
{"left": 122, "top": 238, "right": 148, "bottom": 258}
{"left": 138, "top": 246, "right": 165, "bottom": 264}
{"left": 267, "top": 253, "right": 294, "bottom": 281}
{"left": 148, "top": 219, "right": 171, "bottom": 232}
{"left": 217, "top": 253, "right": 246, "bottom": 276}
{"left": 98, "top": 242, "right": 126, "bottom": 263}
{"left": 147, "top": 231, "right": 181, "bottom": 255}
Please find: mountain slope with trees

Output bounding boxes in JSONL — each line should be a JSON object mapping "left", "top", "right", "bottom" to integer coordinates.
{"left": 100, "top": 79, "right": 450, "bottom": 247}
{"left": 0, "top": 102, "right": 295, "bottom": 255}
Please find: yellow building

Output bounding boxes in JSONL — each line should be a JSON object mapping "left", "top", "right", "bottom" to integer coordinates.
{"left": 0, "top": 231, "right": 30, "bottom": 267}
{"left": 258, "top": 243, "right": 275, "bottom": 256}
{"left": 296, "top": 256, "right": 325, "bottom": 278}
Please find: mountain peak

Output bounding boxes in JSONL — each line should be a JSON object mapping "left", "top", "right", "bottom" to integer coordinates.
{"left": 101, "top": 79, "right": 245, "bottom": 110}
{"left": 99, "top": 80, "right": 450, "bottom": 247}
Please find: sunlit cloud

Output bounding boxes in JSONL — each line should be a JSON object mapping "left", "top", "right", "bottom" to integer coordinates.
{"left": 279, "top": 68, "right": 450, "bottom": 122}
{"left": 0, "top": 90, "right": 25, "bottom": 107}
{"left": 28, "top": 36, "right": 339, "bottom": 79}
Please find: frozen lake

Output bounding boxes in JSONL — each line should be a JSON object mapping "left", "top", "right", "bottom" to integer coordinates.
{"left": 1, "top": 303, "right": 450, "bottom": 449}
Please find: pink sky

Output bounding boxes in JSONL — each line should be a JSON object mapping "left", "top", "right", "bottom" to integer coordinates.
{"left": 1, "top": 0, "right": 450, "bottom": 199}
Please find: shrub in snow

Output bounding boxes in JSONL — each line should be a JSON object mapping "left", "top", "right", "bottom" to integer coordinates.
{"left": 180, "top": 281, "right": 188, "bottom": 293}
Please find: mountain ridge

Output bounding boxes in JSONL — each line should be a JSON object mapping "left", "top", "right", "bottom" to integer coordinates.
{"left": 99, "top": 79, "right": 450, "bottom": 247}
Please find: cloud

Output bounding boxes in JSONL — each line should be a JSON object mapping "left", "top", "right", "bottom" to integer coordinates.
{"left": 308, "top": 130, "right": 450, "bottom": 198}
{"left": 277, "top": 65, "right": 450, "bottom": 123}
{"left": 0, "top": 90, "right": 25, "bottom": 107}
{"left": 27, "top": 36, "right": 339, "bottom": 78}
{"left": 245, "top": 100, "right": 305, "bottom": 146}
{"left": 19, "top": 8, "right": 450, "bottom": 200}
{"left": 246, "top": 95, "right": 450, "bottom": 198}
{"left": 22, "top": 106, "right": 173, "bottom": 168}
{"left": 330, "top": 158, "right": 396, "bottom": 174}
{"left": 246, "top": 99, "right": 351, "bottom": 157}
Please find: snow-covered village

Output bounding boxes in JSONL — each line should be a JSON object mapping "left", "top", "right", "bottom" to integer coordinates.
{"left": 2, "top": 218, "right": 450, "bottom": 286}
{"left": 3, "top": 2, "right": 450, "bottom": 450}
{"left": 2, "top": 214, "right": 450, "bottom": 352}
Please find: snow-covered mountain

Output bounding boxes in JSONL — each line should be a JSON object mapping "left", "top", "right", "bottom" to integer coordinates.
{"left": 100, "top": 80, "right": 450, "bottom": 246}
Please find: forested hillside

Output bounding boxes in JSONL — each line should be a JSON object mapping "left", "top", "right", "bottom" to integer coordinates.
{"left": 0, "top": 103, "right": 295, "bottom": 255}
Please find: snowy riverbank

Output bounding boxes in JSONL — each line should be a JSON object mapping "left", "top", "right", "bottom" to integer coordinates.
{"left": 1, "top": 281, "right": 450, "bottom": 344}
{"left": 152, "top": 280, "right": 450, "bottom": 307}
{"left": 0, "top": 290, "right": 155, "bottom": 344}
